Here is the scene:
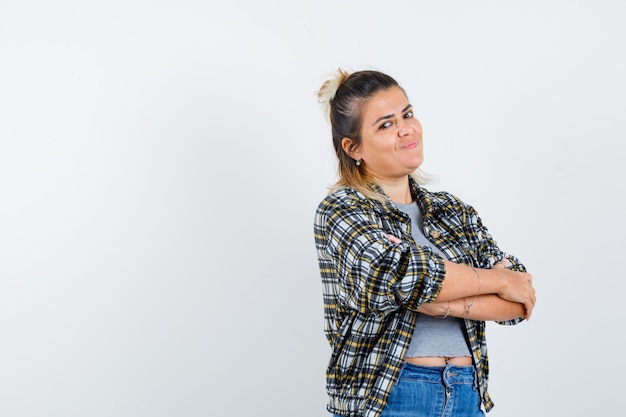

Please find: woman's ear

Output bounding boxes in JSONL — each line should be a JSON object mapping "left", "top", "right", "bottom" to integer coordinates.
{"left": 341, "top": 137, "right": 361, "bottom": 160}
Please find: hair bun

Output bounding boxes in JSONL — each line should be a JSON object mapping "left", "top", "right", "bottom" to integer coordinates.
{"left": 317, "top": 68, "right": 351, "bottom": 122}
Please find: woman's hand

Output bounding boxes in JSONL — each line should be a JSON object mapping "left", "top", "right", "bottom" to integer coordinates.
{"left": 493, "top": 258, "right": 536, "bottom": 320}
{"left": 386, "top": 234, "right": 402, "bottom": 244}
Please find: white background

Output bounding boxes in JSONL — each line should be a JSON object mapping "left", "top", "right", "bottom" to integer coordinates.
{"left": 1, "top": 1, "right": 625, "bottom": 416}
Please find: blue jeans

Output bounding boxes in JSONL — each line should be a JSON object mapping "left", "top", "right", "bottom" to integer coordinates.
{"left": 380, "top": 363, "right": 485, "bottom": 417}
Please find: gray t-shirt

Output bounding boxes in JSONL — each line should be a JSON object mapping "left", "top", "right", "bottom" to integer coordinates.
{"left": 395, "top": 201, "right": 471, "bottom": 358}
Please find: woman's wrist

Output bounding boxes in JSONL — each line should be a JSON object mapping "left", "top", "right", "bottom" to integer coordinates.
{"left": 434, "top": 301, "right": 451, "bottom": 318}
{"left": 450, "top": 299, "right": 463, "bottom": 317}
{"left": 476, "top": 267, "right": 504, "bottom": 295}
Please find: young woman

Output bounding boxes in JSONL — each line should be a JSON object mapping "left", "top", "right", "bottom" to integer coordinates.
{"left": 313, "top": 69, "right": 536, "bottom": 417}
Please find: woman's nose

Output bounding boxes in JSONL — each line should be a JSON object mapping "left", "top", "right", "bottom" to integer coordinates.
{"left": 398, "top": 121, "right": 414, "bottom": 136}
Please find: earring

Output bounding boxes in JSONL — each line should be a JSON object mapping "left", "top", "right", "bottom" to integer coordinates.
{"left": 355, "top": 159, "right": 362, "bottom": 166}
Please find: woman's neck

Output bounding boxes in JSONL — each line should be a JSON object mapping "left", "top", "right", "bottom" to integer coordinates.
{"left": 376, "top": 176, "right": 413, "bottom": 204}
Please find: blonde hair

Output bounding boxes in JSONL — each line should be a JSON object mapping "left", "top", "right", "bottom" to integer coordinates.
{"left": 317, "top": 69, "right": 428, "bottom": 201}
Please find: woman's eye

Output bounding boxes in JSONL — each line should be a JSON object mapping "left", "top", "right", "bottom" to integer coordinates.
{"left": 379, "top": 121, "right": 392, "bottom": 130}
{"left": 404, "top": 111, "right": 413, "bottom": 119}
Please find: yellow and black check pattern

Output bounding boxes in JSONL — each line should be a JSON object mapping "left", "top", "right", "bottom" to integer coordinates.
{"left": 313, "top": 177, "right": 526, "bottom": 417}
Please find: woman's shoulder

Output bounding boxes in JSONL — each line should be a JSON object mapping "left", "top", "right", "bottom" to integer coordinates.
{"left": 419, "top": 188, "right": 484, "bottom": 223}
{"left": 318, "top": 186, "right": 370, "bottom": 208}
{"left": 316, "top": 186, "right": 384, "bottom": 216}
{"left": 419, "top": 187, "right": 466, "bottom": 209}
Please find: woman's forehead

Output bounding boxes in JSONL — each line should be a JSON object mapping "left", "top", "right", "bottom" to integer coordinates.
{"left": 362, "top": 87, "right": 410, "bottom": 122}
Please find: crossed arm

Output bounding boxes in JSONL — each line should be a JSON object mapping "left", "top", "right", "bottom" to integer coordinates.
{"left": 385, "top": 234, "right": 536, "bottom": 321}
{"left": 416, "top": 259, "right": 534, "bottom": 321}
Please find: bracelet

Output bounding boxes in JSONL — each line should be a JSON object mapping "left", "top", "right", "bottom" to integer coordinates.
{"left": 435, "top": 301, "right": 450, "bottom": 319}
{"left": 465, "top": 267, "right": 481, "bottom": 316}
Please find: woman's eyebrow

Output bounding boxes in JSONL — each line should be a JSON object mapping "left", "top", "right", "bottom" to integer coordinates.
{"left": 371, "top": 104, "right": 413, "bottom": 126}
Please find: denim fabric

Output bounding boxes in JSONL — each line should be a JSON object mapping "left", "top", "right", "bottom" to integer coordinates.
{"left": 358, "top": 363, "right": 484, "bottom": 417}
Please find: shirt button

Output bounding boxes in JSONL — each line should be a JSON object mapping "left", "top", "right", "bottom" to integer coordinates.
{"left": 429, "top": 230, "right": 440, "bottom": 239}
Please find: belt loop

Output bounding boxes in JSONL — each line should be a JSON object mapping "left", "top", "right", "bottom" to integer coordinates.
{"left": 472, "top": 365, "right": 479, "bottom": 390}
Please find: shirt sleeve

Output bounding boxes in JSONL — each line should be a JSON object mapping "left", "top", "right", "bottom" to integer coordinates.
{"left": 459, "top": 198, "right": 527, "bottom": 326}
{"left": 314, "top": 196, "right": 446, "bottom": 314}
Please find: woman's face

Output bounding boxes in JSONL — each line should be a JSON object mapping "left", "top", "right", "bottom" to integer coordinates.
{"left": 352, "top": 86, "right": 424, "bottom": 181}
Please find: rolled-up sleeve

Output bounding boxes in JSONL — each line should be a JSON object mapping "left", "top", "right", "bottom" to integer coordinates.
{"left": 314, "top": 195, "right": 446, "bottom": 314}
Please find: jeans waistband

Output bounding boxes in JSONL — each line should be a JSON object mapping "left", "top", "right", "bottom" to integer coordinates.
{"left": 400, "top": 363, "right": 477, "bottom": 386}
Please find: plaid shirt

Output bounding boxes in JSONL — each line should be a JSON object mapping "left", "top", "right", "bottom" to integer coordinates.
{"left": 313, "top": 177, "right": 526, "bottom": 417}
